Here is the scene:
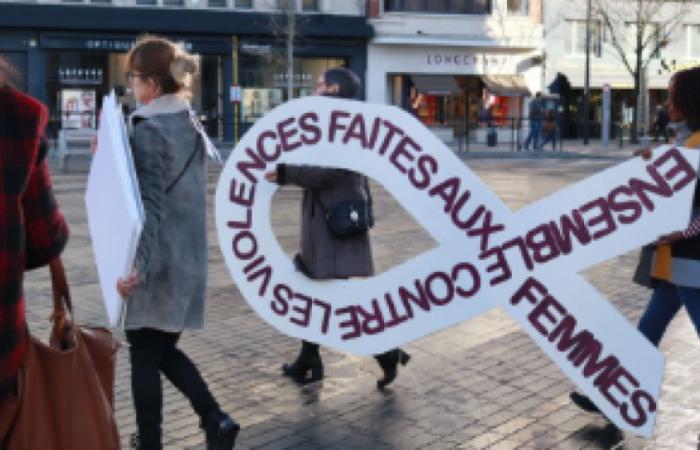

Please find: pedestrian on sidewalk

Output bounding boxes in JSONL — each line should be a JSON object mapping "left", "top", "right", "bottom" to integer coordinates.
{"left": 0, "top": 56, "right": 70, "bottom": 443}
{"left": 522, "top": 92, "right": 543, "bottom": 151}
{"left": 114, "top": 36, "right": 238, "bottom": 450}
{"left": 265, "top": 67, "right": 411, "bottom": 389}
{"left": 570, "top": 66, "right": 700, "bottom": 416}
{"left": 652, "top": 104, "right": 670, "bottom": 143}
{"left": 538, "top": 109, "right": 557, "bottom": 151}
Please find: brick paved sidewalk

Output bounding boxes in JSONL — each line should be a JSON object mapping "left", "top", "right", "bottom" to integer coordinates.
{"left": 23, "top": 159, "right": 700, "bottom": 449}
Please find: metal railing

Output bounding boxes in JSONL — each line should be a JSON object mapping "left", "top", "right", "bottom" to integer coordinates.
{"left": 453, "top": 116, "right": 564, "bottom": 153}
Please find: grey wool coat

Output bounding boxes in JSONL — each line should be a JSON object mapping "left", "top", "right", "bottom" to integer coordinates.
{"left": 276, "top": 164, "right": 374, "bottom": 280}
{"left": 124, "top": 94, "right": 208, "bottom": 332}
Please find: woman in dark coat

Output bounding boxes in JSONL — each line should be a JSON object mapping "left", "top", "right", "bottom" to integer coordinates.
{"left": 265, "top": 67, "right": 410, "bottom": 389}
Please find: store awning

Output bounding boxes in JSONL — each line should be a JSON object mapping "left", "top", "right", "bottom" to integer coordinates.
{"left": 482, "top": 75, "right": 531, "bottom": 97}
{"left": 410, "top": 75, "right": 462, "bottom": 96}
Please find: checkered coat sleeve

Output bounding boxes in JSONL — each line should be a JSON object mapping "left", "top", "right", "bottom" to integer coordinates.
{"left": 0, "top": 87, "right": 68, "bottom": 399}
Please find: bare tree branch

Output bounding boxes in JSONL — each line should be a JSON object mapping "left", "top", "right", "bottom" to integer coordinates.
{"left": 586, "top": 0, "right": 692, "bottom": 142}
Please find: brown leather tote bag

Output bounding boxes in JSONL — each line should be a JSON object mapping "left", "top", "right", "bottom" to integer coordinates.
{"left": 2, "top": 258, "right": 121, "bottom": 450}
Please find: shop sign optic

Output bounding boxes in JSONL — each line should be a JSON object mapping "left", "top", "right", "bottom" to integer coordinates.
{"left": 85, "top": 39, "right": 193, "bottom": 52}
{"left": 216, "top": 96, "right": 700, "bottom": 438}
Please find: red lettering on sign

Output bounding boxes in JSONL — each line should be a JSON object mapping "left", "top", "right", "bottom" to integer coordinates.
{"left": 343, "top": 113, "right": 369, "bottom": 148}
{"left": 299, "top": 112, "right": 321, "bottom": 145}
{"left": 329, "top": 110, "right": 351, "bottom": 143}
{"left": 236, "top": 147, "right": 266, "bottom": 183}
{"left": 408, "top": 154, "right": 438, "bottom": 190}
{"left": 608, "top": 186, "right": 643, "bottom": 225}
{"left": 336, "top": 305, "right": 361, "bottom": 340}
{"left": 277, "top": 117, "right": 302, "bottom": 152}
{"left": 480, "top": 247, "right": 512, "bottom": 286}
{"left": 549, "top": 210, "right": 591, "bottom": 255}
{"left": 654, "top": 147, "right": 695, "bottom": 191}
{"left": 525, "top": 224, "right": 561, "bottom": 264}
{"left": 580, "top": 198, "right": 617, "bottom": 240}
{"left": 290, "top": 292, "right": 313, "bottom": 327}
{"left": 629, "top": 165, "right": 673, "bottom": 211}
{"left": 271, "top": 283, "right": 292, "bottom": 316}
{"left": 257, "top": 130, "right": 281, "bottom": 162}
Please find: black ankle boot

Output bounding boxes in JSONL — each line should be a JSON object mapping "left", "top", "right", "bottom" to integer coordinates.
{"left": 282, "top": 341, "right": 324, "bottom": 383}
{"left": 129, "top": 431, "right": 161, "bottom": 450}
{"left": 204, "top": 411, "right": 239, "bottom": 450}
{"left": 375, "top": 349, "right": 411, "bottom": 390}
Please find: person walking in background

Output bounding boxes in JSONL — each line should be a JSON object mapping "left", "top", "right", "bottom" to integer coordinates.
{"left": 538, "top": 109, "right": 557, "bottom": 151}
{"left": 653, "top": 104, "right": 670, "bottom": 143}
{"left": 570, "top": 66, "right": 700, "bottom": 415}
{"left": 0, "top": 56, "right": 69, "bottom": 441}
{"left": 522, "top": 92, "right": 543, "bottom": 151}
{"left": 265, "top": 67, "right": 411, "bottom": 389}
{"left": 114, "top": 36, "right": 238, "bottom": 450}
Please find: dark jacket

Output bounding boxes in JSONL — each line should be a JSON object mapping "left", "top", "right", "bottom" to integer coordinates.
{"left": 0, "top": 87, "right": 68, "bottom": 399}
{"left": 277, "top": 164, "right": 374, "bottom": 280}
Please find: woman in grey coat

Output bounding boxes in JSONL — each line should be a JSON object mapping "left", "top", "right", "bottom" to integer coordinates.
{"left": 115, "top": 36, "right": 238, "bottom": 450}
{"left": 265, "top": 67, "right": 411, "bottom": 389}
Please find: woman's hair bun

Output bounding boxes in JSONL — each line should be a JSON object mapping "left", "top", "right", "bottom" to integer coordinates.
{"left": 170, "top": 52, "right": 200, "bottom": 86}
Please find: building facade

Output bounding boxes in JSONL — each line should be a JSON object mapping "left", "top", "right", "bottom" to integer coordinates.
{"left": 366, "top": 0, "right": 544, "bottom": 145}
{"left": 543, "top": 0, "right": 700, "bottom": 140}
{"left": 0, "top": 0, "right": 371, "bottom": 142}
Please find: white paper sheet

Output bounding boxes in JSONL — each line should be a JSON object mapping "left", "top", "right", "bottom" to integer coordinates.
{"left": 85, "top": 91, "right": 143, "bottom": 327}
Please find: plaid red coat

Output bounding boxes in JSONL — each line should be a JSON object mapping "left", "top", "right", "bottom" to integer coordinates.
{"left": 0, "top": 87, "right": 68, "bottom": 399}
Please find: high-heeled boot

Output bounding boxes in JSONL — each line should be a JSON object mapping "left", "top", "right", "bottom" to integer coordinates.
{"left": 281, "top": 340, "right": 324, "bottom": 383}
{"left": 203, "top": 410, "right": 239, "bottom": 450}
{"left": 375, "top": 348, "right": 411, "bottom": 389}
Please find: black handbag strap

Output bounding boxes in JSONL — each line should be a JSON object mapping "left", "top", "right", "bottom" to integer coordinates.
{"left": 165, "top": 137, "right": 202, "bottom": 194}
{"left": 364, "top": 177, "right": 373, "bottom": 226}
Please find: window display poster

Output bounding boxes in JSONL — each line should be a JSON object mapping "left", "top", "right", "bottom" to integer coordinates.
{"left": 241, "top": 88, "right": 283, "bottom": 123}
{"left": 61, "top": 89, "right": 96, "bottom": 129}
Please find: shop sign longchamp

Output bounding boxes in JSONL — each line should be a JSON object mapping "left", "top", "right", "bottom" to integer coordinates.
{"left": 215, "top": 97, "right": 700, "bottom": 437}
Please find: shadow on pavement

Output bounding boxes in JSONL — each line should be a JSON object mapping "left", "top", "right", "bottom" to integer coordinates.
{"left": 570, "top": 422, "right": 624, "bottom": 448}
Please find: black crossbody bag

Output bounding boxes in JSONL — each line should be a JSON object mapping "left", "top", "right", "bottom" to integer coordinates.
{"left": 313, "top": 177, "right": 374, "bottom": 238}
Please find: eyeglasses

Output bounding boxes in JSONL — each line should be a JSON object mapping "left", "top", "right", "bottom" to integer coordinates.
{"left": 124, "top": 72, "right": 146, "bottom": 82}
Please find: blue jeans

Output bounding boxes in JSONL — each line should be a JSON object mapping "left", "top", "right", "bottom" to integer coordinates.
{"left": 539, "top": 131, "right": 556, "bottom": 150}
{"left": 638, "top": 280, "right": 700, "bottom": 346}
{"left": 523, "top": 121, "right": 541, "bottom": 150}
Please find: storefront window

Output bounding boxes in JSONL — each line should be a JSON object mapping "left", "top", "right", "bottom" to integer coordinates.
{"left": 383, "top": 0, "right": 491, "bottom": 14}
{"left": 302, "top": 0, "right": 319, "bottom": 11}
{"left": 507, "top": 0, "right": 528, "bottom": 15}
{"left": 481, "top": 93, "right": 516, "bottom": 127}
{"left": 391, "top": 74, "right": 526, "bottom": 136}
{"left": 688, "top": 24, "right": 700, "bottom": 57}
{"left": 239, "top": 49, "right": 345, "bottom": 124}
{"left": 565, "top": 20, "right": 602, "bottom": 57}
{"left": 45, "top": 50, "right": 223, "bottom": 138}
{"left": 234, "top": 0, "right": 252, "bottom": 7}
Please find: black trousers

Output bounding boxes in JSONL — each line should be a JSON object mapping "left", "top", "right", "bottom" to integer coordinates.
{"left": 126, "top": 328, "right": 220, "bottom": 450}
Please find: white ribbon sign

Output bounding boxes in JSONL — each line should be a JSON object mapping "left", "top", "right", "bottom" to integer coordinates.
{"left": 216, "top": 97, "right": 700, "bottom": 437}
